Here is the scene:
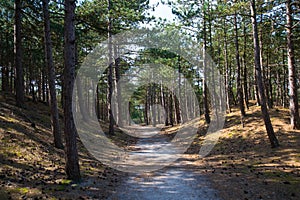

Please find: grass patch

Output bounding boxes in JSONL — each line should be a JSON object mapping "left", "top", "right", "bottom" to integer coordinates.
{"left": 60, "top": 179, "right": 72, "bottom": 185}
{"left": 10, "top": 187, "right": 30, "bottom": 194}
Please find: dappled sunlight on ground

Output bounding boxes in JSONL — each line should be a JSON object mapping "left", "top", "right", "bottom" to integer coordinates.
{"left": 0, "top": 95, "right": 128, "bottom": 199}
{"left": 0, "top": 95, "right": 299, "bottom": 199}
{"left": 109, "top": 167, "right": 220, "bottom": 200}
{"left": 199, "top": 103, "right": 300, "bottom": 200}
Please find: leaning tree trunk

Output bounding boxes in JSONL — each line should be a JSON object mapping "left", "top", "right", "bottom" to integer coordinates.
{"left": 286, "top": 0, "right": 300, "bottom": 129}
{"left": 250, "top": 0, "right": 279, "bottom": 148}
{"left": 63, "top": 0, "right": 81, "bottom": 182}
{"left": 42, "top": 0, "right": 64, "bottom": 149}
{"left": 14, "top": 0, "right": 24, "bottom": 107}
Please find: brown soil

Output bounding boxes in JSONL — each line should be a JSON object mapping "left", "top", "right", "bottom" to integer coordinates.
{"left": 182, "top": 102, "right": 300, "bottom": 200}
{"left": 0, "top": 94, "right": 299, "bottom": 200}
{"left": 0, "top": 95, "right": 132, "bottom": 200}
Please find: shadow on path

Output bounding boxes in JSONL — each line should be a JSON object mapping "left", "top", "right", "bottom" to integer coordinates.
{"left": 108, "top": 125, "right": 221, "bottom": 200}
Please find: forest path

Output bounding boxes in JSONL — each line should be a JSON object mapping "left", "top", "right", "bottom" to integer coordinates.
{"left": 108, "top": 125, "right": 220, "bottom": 200}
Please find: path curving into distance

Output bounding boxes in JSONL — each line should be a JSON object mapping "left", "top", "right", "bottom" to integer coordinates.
{"left": 108, "top": 125, "right": 221, "bottom": 200}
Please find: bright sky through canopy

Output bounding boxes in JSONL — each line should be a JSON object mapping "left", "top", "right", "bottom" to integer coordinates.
{"left": 148, "top": 0, "right": 175, "bottom": 22}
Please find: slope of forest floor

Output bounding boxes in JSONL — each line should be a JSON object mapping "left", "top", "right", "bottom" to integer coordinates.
{"left": 0, "top": 94, "right": 299, "bottom": 200}
{"left": 186, "top": 102, "right": 300, "bottom": 200}
{"left": 0, "top": 94, "right": 134, "bottom": 199}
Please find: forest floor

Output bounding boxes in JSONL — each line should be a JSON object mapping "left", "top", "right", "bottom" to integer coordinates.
{"left": 190, "top": 102, "right": 300, "bottom": 200}
{"left": 0, "top": 94, "right": 134, "bottom": 199}
{"left": 0, "top": 94, "right": 299, "bottom": 200}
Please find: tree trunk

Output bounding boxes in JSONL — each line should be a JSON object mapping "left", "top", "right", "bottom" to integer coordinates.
{"left": 259, "top": 29, "right": 273, "bottom": 109}
{"left": 96, "top": 84, "right": 100, "bottom": 119}
{"left": 203, "top": 11, "right": 210, "bottom": 124}
{"left": 145, "top": 87, "right": 149, "bottom": 125}
{"left": 160, "top": 82, "right": 165, "bottom": 124}
{"left": 10, "top": 64, "right": 14, "bottom": 93}
{"left": 151, "top": 84, "right": 157, "bottom": 127}
{"left": 223, "top": 19, "right": 231, "bottom": 113}
{"left": 169, "top": 93, "right": 174, "bottom": 126}
{"left": 276, "top": 69, "right": 281, "bottom": 106}
{"left": 100, "top": 83, "right": 105, "bottom": 120}
{"left": 243, "top": 19, "right": 249, "bottom": 110}
{"left": 14, "top": 0, "right": 24, "bottom": 107}
{"left": 157, "top": 87, "right": 161, "bottom": 124}
{"left": 43, "top": 0, "right": 63, "bottom": 149}
{"left": 163, "top": 88, "right": 169, "bottom": 126}
{"left": 254, "top": 65, "right": 260, "bottom": 106}
{"left": 286, "top": 0, "right": 300, "bottom": 129}
{"left": 282, "top": 49, "right": 287, "bottom": 108}
{"left": 5, "top": 12, "right": 12, "bottom": 93}
{"left": 76, "top": 76, "right": 89, "bottom": 121}
{"left": 107, "top": 0, "right": 114, "bottom": 134}
{"left": 234, "top": 11, "right": 246, "bottom": 120}
{"left": 42, "top": 68, "right": 47, "bottom": 103}
{"left": 266, "top": 51, "right": 273, "bottom": 108}
{"left": 1, "top": 32, "right": 9, "bottom": 93}
{"left": 250, "top": 0, "right": 279, "bottom": 148}
{"left": 115, "top": 52, "right": 123, "bottom": 126}
{"left": 63, "top": 0, "right": 81, "bottom": 182}
{"left": 0, "top": 34, "right": 2, "bottom": 91}
{"left": 176, "top": 55, "right": 182, "bottom": 123}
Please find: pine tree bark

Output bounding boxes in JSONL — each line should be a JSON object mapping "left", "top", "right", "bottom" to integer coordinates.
{"left": 6, "top": 13, "right": 12, "bottom": 93}
{"left": 223, "top": 19, "right": 231, "bottom": 113}
{"left": 169, "top": 93, "right": 174, "bottom": 126}
{"left": 1, "top": 33, "right": 9, "bottom": 93}
{"left": 254, "top": 65, "right": 260, "bottom": 106}
{"left": 63, "top": 0, "right": 81, "bottom": 182}
{"left": 145, "top": 87, "right": 149, "bottom": 125}
{"left": 259, "top": 29, "right": 272, "bottom": 109}
{"left": 162, "top": 88, "right": 169, "bottom": 126}
{"left": 282, "top": 49, "right": 288, "bottom": 108}
{"left": 160, "top": 82, "right": 165, "bottom": 124}
{"left": 0, "top": 34, "right": 2, "bottom": 91}
{"left": 234, "top": 11, "right": 246, "bottom": 119}
{"left": 266, "top": 52, "right": 273, "bottom": 108}
{"left": 286, "top": 0, "right": 300, "bottom": 129}
{"left": 115, "top": 51, "right": 123, "bottom": 126}
{"left": 43, "top": 0, "right": 63, "bottom": 149}
{"left": 14, "top": 0, "right": 24, "bottom": 107}
{"left": 250, "top": 0, "right": 279, "bottom": 148}
{"left": 203, "top": 10, "right": 210, "bottom": 124}
{"left": 76, "top": 76, "right": 89, "bottom": 121}
{"left": 151, "top": 84, "right": 157, "bottom": 127}
{"left": 96, "top": 84, "right": 100, "bottom": 119}
{"left": 176, "top": 55, "right": 182, "bottom": 123}
{"left": 242, "top": 19, "right": 249, "bottom": 110}
{"left": 107, "top": 0, "right": 114, "bottom": 134}
{"left": 4, "top": 15, "right": 14, "bottom": 93}
{"left": 1, "top": 64, "right": 8, "bottom": 94}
